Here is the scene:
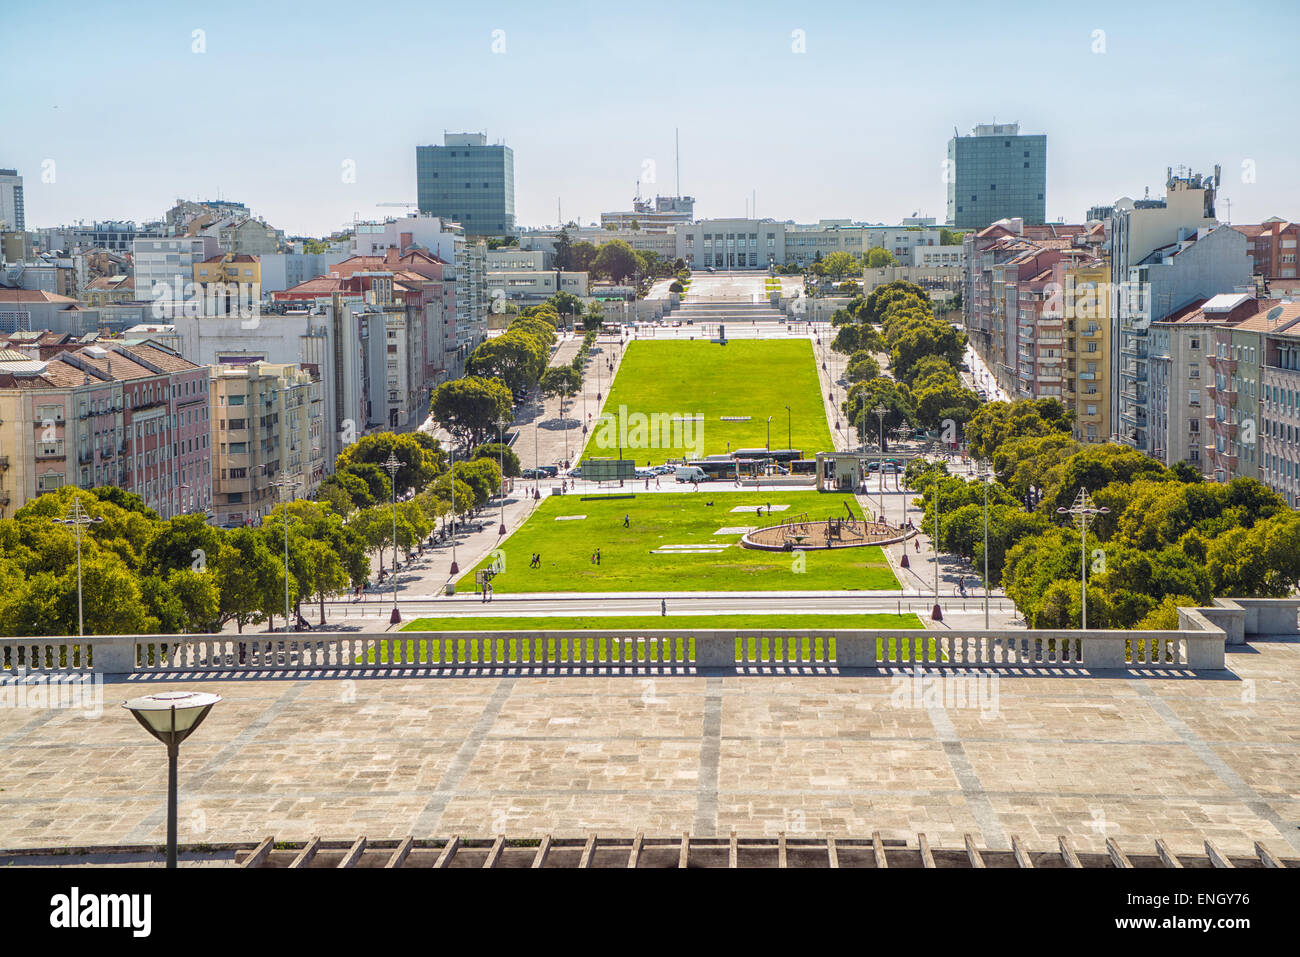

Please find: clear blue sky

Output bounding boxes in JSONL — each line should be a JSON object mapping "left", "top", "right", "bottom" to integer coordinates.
{"left": 3, "top": 0, "right": 1296, "bottom": 235}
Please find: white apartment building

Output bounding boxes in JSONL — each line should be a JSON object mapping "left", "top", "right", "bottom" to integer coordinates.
{"left": 0, "top": 169, "right": 24, "bottom": 231}
{"left": 132, "top": 235, "right": 220, "bottom": 303}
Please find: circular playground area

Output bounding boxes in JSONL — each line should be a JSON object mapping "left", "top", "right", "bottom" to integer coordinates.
{"left": 741, "top": 512, "right": 913, "bottom": 551}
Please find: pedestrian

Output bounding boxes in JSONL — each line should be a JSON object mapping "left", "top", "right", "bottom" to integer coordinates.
{"left": 595, "top": 547, "right": 601, "bottom": 565}
{"left": 661, "top": 598, "right": 667, "bottom": 616}
{"left": 914, "top": 537, "right": 920, "bottom": 553}
{"left": 655, "top": 477, "right": 661, "bottom": 489}
{"left": 623, "top": 514, "right": 630, "bottom": 528}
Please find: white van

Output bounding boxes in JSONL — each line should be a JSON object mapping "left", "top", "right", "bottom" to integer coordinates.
{"left": 675, "top": 466, "right": 707, "bottom": 483}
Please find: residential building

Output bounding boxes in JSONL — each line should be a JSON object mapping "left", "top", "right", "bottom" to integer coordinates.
{"left": 1258, "top": 303, "right": 1300, "bottom": 505}
{"left": 259, "top": 250, "right": 351, "bottom": 293}
{"left": 0, "top": 341, "right": 211, "bottom": 520}
{"left": 0, "top": 169, "right": 24, "bottom": 231}
{"left": 216, "top": 218, "right": 282, "bottom": 256}
{"left": 946, "top": 123, "right": 1047, "bottom": 229}
{"left": 1233, "top": 219, "right": 1299, "bottom": 280}
{"left": 416, "top": 132, "right": 516, "bottom": 237}
{"left": 210, "top": 361, "right": 325, "bottom": 527}
{"left": 1116, "top": 221, "right": 1250, "bottom": 452}
{"left": 164, "top": 304, "right": 355, "bottom": 465}
{"left": 1108, "top": 170, "right": 1221, "bottom": 448}
{"left": 960, "top": 219, "right": 1095, "bottom": 396}
{"left": 0, "top": 289, "right": 101, "bottom": 336}
{"left": 84, "top": 275, "right": 136, "bottom": 306}
{"left": 132, "top": 235, "right": 221, "bottom": 304}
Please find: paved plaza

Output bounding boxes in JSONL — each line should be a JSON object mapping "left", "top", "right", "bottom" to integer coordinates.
{"left": 2, "top": 638, "right": 1297, "bottom": 857}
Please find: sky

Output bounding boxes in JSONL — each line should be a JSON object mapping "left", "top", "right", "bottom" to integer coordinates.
{"left": 3, "top": 0, "right": 1297, "bottom": 236}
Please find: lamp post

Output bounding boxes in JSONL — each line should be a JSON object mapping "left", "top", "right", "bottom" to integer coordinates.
{"left": 52, "top": 496, "right": 104, "bottom": 637}
{"left": 872, "top": 404, "right": 888, "bottom": 521}
{"left": 449, "top": 443, "right": 459, "bottom": 575}
{"left": 1057, "top": 488, "right": 1109, "bottom": 630}
{"left": 784, "top": 404, "right": 792, "bottom": 452}
{"left": 979, "top": 459, "right": 993, "bottom": 630}
{"left": 382, "top": 452, "right": 401, "bottom": 624}
{"left": 533, "top": 413, "right": 540, "bottom": 497}
{"left": 123, "top": 691, "right": 221, "bottom": 869}
{"left": 766, "top": 415, "right": 772, "bottom": 452}
{"left": 929, "top": 441, "right": 944, "bottom": 622}
{"left": 268, "top": 477, "right": 301, "bottom": 632}
{"left": 496, "top": 417, "right": 509, "bottom": 535}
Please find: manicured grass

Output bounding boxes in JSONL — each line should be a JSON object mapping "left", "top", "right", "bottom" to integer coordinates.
{"left": 465, "top": 490, "right": 899, "bottom": 593}
{"left": 401, "top": 613, "right": 923, "bottom": 631}
{"left": 581, "top": 338, "right": 832, "bottom": 461}
{"left": 366, "top": 614, "right": 932, "bottom": 664}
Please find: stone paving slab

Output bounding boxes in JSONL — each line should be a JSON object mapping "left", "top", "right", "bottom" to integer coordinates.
{"left": 1, "top": 642, "right": 1298, "bottom": 856}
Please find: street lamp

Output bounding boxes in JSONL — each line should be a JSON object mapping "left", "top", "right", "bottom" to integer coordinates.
{"left": 1056, "top": 488, "right": 1109, "bottom": 631}
{"left": 979, "top": 460, "right": 993, "bottom": 630}
{"left": 449, "top": 443, "right": 459, "bottom": 576}
{"left": 495, "top": 417, "right": 509, "bottom": 535}
{"left": 268, "top": 477, "right": 301, "bottom": 632}
{"left": 52, "top": 496, "right": 104, "bottom": 637}
{"left": 766, "top": 414, "right": 773, "bottom": 452}
{"left": 123, "top": 691, "right": 221, "bottom": 869}
{"left": 872, "top": 404, "right": 888, "bottom": 521}
{"left": 382, "top": 452, "right": 401, "bottom": 625}
{"left": 928, "top": 441, "right": 944, "bottom": 622}
{"left": 784, "top": 404, "right": 792, "bottom": 452}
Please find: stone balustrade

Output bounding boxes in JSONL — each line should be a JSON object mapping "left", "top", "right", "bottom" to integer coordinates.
{"left": 3, "top": 598, "right": 1295, "bottom": 676}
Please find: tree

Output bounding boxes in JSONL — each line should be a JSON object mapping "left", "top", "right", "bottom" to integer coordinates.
{"left": 336, "top": 432, "right": 442, "bottom": 498}
{"left": 553, "top": 227, "right": 573, "bottom": 270}
{"left": 509, "top": 317, "right": 559, "bottom": 351}
{"left": 472, "top": 441, "right": 522, "bottom": 477}
{"left": 570, "top": 241, "right": 598, "bottom": 273}
{"left": 845, "top": 354, "right": 880, "bottom": 384}
{"left": 540, "top": 365, "right": 582, "bottom": 434}
{"left": 430, "top": 375, "right": 514, "bottom": 450}
{"left": 547, "top": 291, "right": 583, "bottom": 318}
{"left": 865, "top": 247, "right": 898, "bottom": 268}
{"left": 583, "top": 300, "right": 604, "bottom": 330}
{"left": 669, "top": 280, "right": 685, "bottom": 294}
{"left": 146, "top": 513, "right": 223, "bottom": 576}
{"left": 454, "top": 458, "right": 502, "bottom": 509}
{"left": 592, "top": 240, "right": 639, "bottom": 283}
{"left": 889, "top": 319, "right": 965, "bottom": 383}
{"left": 466, "top": 328, "right": 548, "bottom": 399}
{"left": 822, "top": 251, "right": 859, "bottom": 279}
{"left": 215, "top": 529, "right": 280, "bottom": 633}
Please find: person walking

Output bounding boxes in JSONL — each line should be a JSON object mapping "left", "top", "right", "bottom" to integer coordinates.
{"left": 595, "top": 547, "right": 601, "bottom": 565}
{"left": 661, "top": 598, "right": 667, "bottom": 616}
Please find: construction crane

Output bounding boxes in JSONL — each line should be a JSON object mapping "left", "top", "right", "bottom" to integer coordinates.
{"left": 376, "top": 202, "right": 418, "bottom": 208}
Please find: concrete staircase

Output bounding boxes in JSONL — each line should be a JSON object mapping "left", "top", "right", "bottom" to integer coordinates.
{"left": 672, "top": 299, "right": 787, "bottom": 324}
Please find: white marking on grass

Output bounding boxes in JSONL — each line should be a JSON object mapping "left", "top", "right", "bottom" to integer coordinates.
{"left": 555, "top": 515, "right": 587, "bottom": 521}
{"left": 714, "top": 526, "right": 754, "bottom": 535}
{"left": 730, "top": 504, "right": 789, "bottom": 513}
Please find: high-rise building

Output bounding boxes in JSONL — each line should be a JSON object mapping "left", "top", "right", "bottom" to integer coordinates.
{"left": 416, "top": 133, "right": 515, "bottom": 238}
{"left": 946, "top": 123, "right": 1046, "bottom": 229}
{"left": 0, "top": 169, "right": 24, "bottom": 232}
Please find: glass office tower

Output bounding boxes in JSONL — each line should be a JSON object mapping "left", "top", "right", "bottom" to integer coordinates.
{"left": 946, "top": 123, "right": 1046, "bottom": 229}
{"left": 416, "top": 133, "right": 515, "bottom": 238}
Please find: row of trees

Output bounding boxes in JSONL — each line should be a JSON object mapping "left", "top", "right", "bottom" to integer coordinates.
{"left": 908, "top": 400, "right": 1300, "bottom": 628}
{"left": 0, "top": 426, "right": 509, "bottom": 636}
{"left": 832, "top": 281, "right": 979, "bottom": 440}
{"left": 552, "top": 229, "right": 686, "bottom": 284}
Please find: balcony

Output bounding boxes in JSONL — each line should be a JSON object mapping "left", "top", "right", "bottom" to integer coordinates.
{"left": 0, "top": 455, "right": 7, "bottom": 470}
{"left": 1208, "top": 354, "right": 1237, "bottom": 374}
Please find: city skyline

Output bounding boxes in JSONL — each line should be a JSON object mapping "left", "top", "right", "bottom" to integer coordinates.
{"left": 3, "top": 0, "right": 1297, "bottom": 236}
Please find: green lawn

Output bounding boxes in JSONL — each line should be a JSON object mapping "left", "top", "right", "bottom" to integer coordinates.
{"left": 369, "top": 613, "right": 928, "bottom": 664}
{"left": 465, "top": 490, "right": 898, "bottom": 593}
{"left": 402, "top": 613, "right": 922, "bottom": 631}
{"left": 581, "top": 339, "right": 832, "bottom": 462}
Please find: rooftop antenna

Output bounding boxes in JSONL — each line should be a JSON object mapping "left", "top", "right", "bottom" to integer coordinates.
{"left": 675, "top": 128, "right": 680, "bottom": 198}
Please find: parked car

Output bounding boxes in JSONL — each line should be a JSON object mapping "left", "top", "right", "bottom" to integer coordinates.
{"left": 521, "top": 468, "right": 540, "bottom": 479}
{"left": 537, "top": 465, "right": 559, "bottom": 477}
{"left": 651, "top": 464, "right": 675, "bottom": 475}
